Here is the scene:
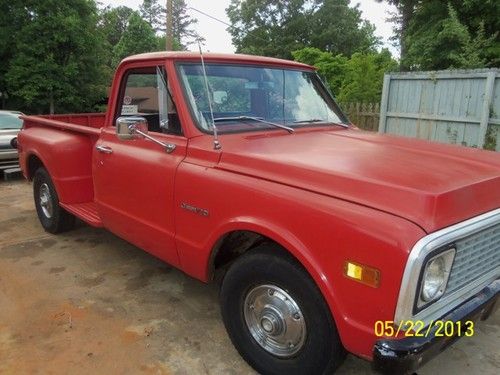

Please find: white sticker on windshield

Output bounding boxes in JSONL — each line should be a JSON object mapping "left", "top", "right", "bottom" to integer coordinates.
{"left": 121, "top": 105, "right": 138, "bottom": 115}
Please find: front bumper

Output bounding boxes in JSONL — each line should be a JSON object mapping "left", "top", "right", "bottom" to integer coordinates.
{"left": 373, "top": 280, "right": 499, "bottom": 374}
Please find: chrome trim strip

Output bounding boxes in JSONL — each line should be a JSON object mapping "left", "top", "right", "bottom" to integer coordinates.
{"left": 394, "top": 208, "right": 500, "bottom": 325}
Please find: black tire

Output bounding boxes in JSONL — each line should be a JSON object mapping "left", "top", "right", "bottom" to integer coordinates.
{"left": 220, "top": 245, "right": 345, "bottom": 375}
{"left": 33, "top": 167, "right": 75, "bottom": 234}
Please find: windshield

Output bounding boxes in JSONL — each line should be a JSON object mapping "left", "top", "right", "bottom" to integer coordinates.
{"left": 178, "top": 63, "right": 349, "bottom": 133}
{"left": 0, "top": 112, "right": 23, "bottom": 130}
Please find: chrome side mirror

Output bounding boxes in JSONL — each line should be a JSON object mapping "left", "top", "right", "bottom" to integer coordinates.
{"left": 116, "top": 116, "right": 148, "bottom": 141}
{"left": 115, "top": 115, "right": 176, "bottom": 154}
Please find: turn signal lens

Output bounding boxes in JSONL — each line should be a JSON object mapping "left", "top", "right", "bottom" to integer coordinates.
{"left": 344, "top": 261, "right": 380, "bottom": 288}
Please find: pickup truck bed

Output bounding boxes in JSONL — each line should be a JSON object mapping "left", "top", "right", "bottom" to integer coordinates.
{"left": 23, "top": 113, "right": 105, "bottom": 133}
{"left": 20, "top": 113, "right": 104, "bottom": 227}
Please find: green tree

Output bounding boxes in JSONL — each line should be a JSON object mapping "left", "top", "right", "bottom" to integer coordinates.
{"left": 404, "top": 2, "right": 497, "bottom": 70}
{"left": 140, "top": 0, "right": 165, "bottom": 32}
{"left": 459, "top": 0, "right": 500, "bottom": 66}
{"left": 292, "top": 48, "right": 348, "bottom": 95}
{"left": 227, "top": 0, "right": 306, "bottom": 59}
{"left": 293, "top": 47, "right": 398, "bottom": 103}
{"left": 171, "top": 0, "right": 200, "bottom": 48}
{"left": 310, "top": 0, "right": 379, "bottom": 54}
{"left": 375, "top": 0, "right": 419, "bottom": 69}
{"left": 0, "top": 0, "right": 31, "bottom": 108}
{"left": 97, "top": 5, "right": 134, "bottom": 80}
{"left": 112, "top": 12, "right": 158, "bottom": 67}
{"left": 155, "top": 34, "right": 183, "bottom": 51}
{"left": 338, "top": 50, "right": 398, "bottom": 103}
{"left": 227, "top": 0, "right": 379, "bottom": 59}
{"left": 99, "top": 5, "right": 134, "bottom": 47}
{"left": 5, "top": 0, "right": 108, "bottom": 114}
{"left": 379, "top": 0, "right": 499, "bottom": 70}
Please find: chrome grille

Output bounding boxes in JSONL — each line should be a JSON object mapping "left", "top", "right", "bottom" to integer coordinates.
{"left": 445, "top": 222, "right": 500, "bottom": 296}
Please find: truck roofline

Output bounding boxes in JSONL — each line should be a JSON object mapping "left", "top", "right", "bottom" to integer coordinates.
{"left": 122, "top": 51, "right": 315, "bottom": 70}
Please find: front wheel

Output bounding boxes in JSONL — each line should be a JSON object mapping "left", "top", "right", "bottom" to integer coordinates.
{"left": 33, "top": 167, "right": 75, "bottom": 234}
{"left": 220, "top": 245, "right": 345, "bottom": 375}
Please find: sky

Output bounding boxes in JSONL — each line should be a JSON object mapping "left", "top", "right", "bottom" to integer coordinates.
{"left": 101, "top": 0, "right": 398, "bottom": 56}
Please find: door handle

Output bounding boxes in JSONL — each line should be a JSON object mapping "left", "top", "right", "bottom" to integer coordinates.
{"left": 96, "top": 145, "right": 113, "bottom": 154}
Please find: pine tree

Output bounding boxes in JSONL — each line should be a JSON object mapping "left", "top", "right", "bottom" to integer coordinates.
{"left": 404, "top": 3, "right": 496, "bottom": 70}
{"left": 172, "top": 0, "right": 199, "bottom": 48}
{"left": 378, "top": 0, "right": 499, "bottom": 70}
{"left": 140, "top": 0, "right": 165, "bottom": 33}
{"left": 139, "top": 0, "right": 200, "bottom": 49}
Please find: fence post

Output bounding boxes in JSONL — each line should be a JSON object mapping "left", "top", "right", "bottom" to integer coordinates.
{"left": 477, "top": 71, "right": 496, "bottom": 149}
{"left": 378, "top": 74, "right": 391, "bottom": 133}
{"left": 369, "top": 103, "right": 374, "bottom": 130}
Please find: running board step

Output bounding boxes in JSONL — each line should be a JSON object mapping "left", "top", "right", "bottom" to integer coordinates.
{"left": 61, "top": 202, "right": 103, "bottom": 227}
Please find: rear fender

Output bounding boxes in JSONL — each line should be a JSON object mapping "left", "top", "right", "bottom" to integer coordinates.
{"left": 18, "top": 126, "right": 96, "bottom": 203}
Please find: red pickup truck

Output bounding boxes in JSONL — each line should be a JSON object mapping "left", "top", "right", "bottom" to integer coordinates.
{"left": 16, "top": 52, "right": 499, "bottom": 374}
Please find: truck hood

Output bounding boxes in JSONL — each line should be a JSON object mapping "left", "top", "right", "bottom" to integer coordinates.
{"left": 217, "top": 128, "right": 500, "bottom": 233}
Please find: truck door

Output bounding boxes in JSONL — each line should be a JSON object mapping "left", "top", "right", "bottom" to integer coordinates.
{"left": 93, "top": 65, "right": 187, "bottom": 267}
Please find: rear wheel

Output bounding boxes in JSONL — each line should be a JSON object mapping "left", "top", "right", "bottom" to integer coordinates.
{"left": 33, "top": 167, "right": 75, "bottom": 234}
{"left": 220, "top": 245, "right": 345, "bottom": 375}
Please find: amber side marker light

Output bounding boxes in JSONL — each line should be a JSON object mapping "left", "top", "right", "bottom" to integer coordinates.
{"left": 344, "top": 261, "right": 381, "bottom": 288}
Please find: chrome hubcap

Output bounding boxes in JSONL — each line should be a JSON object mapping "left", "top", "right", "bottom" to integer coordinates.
{"left": 244, "top": 284, "right": 306, "bottom": 357}
{"left": 39, "top": 183, "right": 53, "bottom": 218}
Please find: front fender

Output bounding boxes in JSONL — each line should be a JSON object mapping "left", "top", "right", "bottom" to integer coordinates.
{"left": 173, "top": 162, "right": 426, "bottom": 359}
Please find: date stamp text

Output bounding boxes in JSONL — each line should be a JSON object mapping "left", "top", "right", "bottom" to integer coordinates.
{"left": 374, "top": 320, "right": 474, "bottom": 338}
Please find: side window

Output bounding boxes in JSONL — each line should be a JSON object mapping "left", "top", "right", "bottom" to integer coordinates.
{"left": 117, "top": 67, "right": 182, "bottom": 135}
{"left": 120, "top": 73, "right": 158, "bottom": 116}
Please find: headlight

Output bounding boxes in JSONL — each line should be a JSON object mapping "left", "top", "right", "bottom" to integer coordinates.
{"left": 418, "top": 248, "right": 455, "bottom": 308}
{"left": 421, "top": 257, "right": 445, "bottom": 301}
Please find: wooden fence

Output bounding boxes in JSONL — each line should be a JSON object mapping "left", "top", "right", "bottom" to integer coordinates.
{"left": 340, "top": 102, "right": 380, "bottom": 131}
{"left": 378, "top": 69, "right": 500, "bottom": 151}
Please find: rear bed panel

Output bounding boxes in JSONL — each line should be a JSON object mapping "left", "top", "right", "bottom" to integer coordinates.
{"left": 18, "top": 122, "right": 98, "bottom": 204}
{"left": 41, "top": 113, "right": 106, "bottom": 129}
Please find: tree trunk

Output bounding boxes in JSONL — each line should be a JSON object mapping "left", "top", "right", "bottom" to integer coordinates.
{"left": 399, "top": 0, "right": 417, "bottom": 71}
{"left": 166, "top": 0, "right": 173, "bottom": 50}
{"left": 49, "top": 91, "right": 54, "bottom": 115}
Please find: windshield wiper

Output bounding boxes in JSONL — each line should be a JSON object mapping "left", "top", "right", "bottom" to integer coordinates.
{"left": 213, "top": 116, "right": 294, "bottom": 134}
{"left": 293, "top": 118, "right": 324, "bottom": 124}
{"left": 293, "top": 118, "right": 350, "bottom": 128}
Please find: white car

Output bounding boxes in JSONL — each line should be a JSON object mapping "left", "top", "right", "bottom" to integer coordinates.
{"left": 0, "top": 110, "right": 23, "bottom": 170}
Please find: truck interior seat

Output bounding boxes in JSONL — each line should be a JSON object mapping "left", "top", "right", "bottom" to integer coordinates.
{"left": 135, "top": 113, "right": 182, "bottom": 136}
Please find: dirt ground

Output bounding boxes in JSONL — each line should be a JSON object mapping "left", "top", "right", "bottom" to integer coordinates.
{"left": 0, "top": 179, "right": 498, "bottom": 375}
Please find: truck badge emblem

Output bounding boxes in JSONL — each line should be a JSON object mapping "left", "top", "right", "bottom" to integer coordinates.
{"left": 181, "top": 202, "right": 209, "bottom": 217}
